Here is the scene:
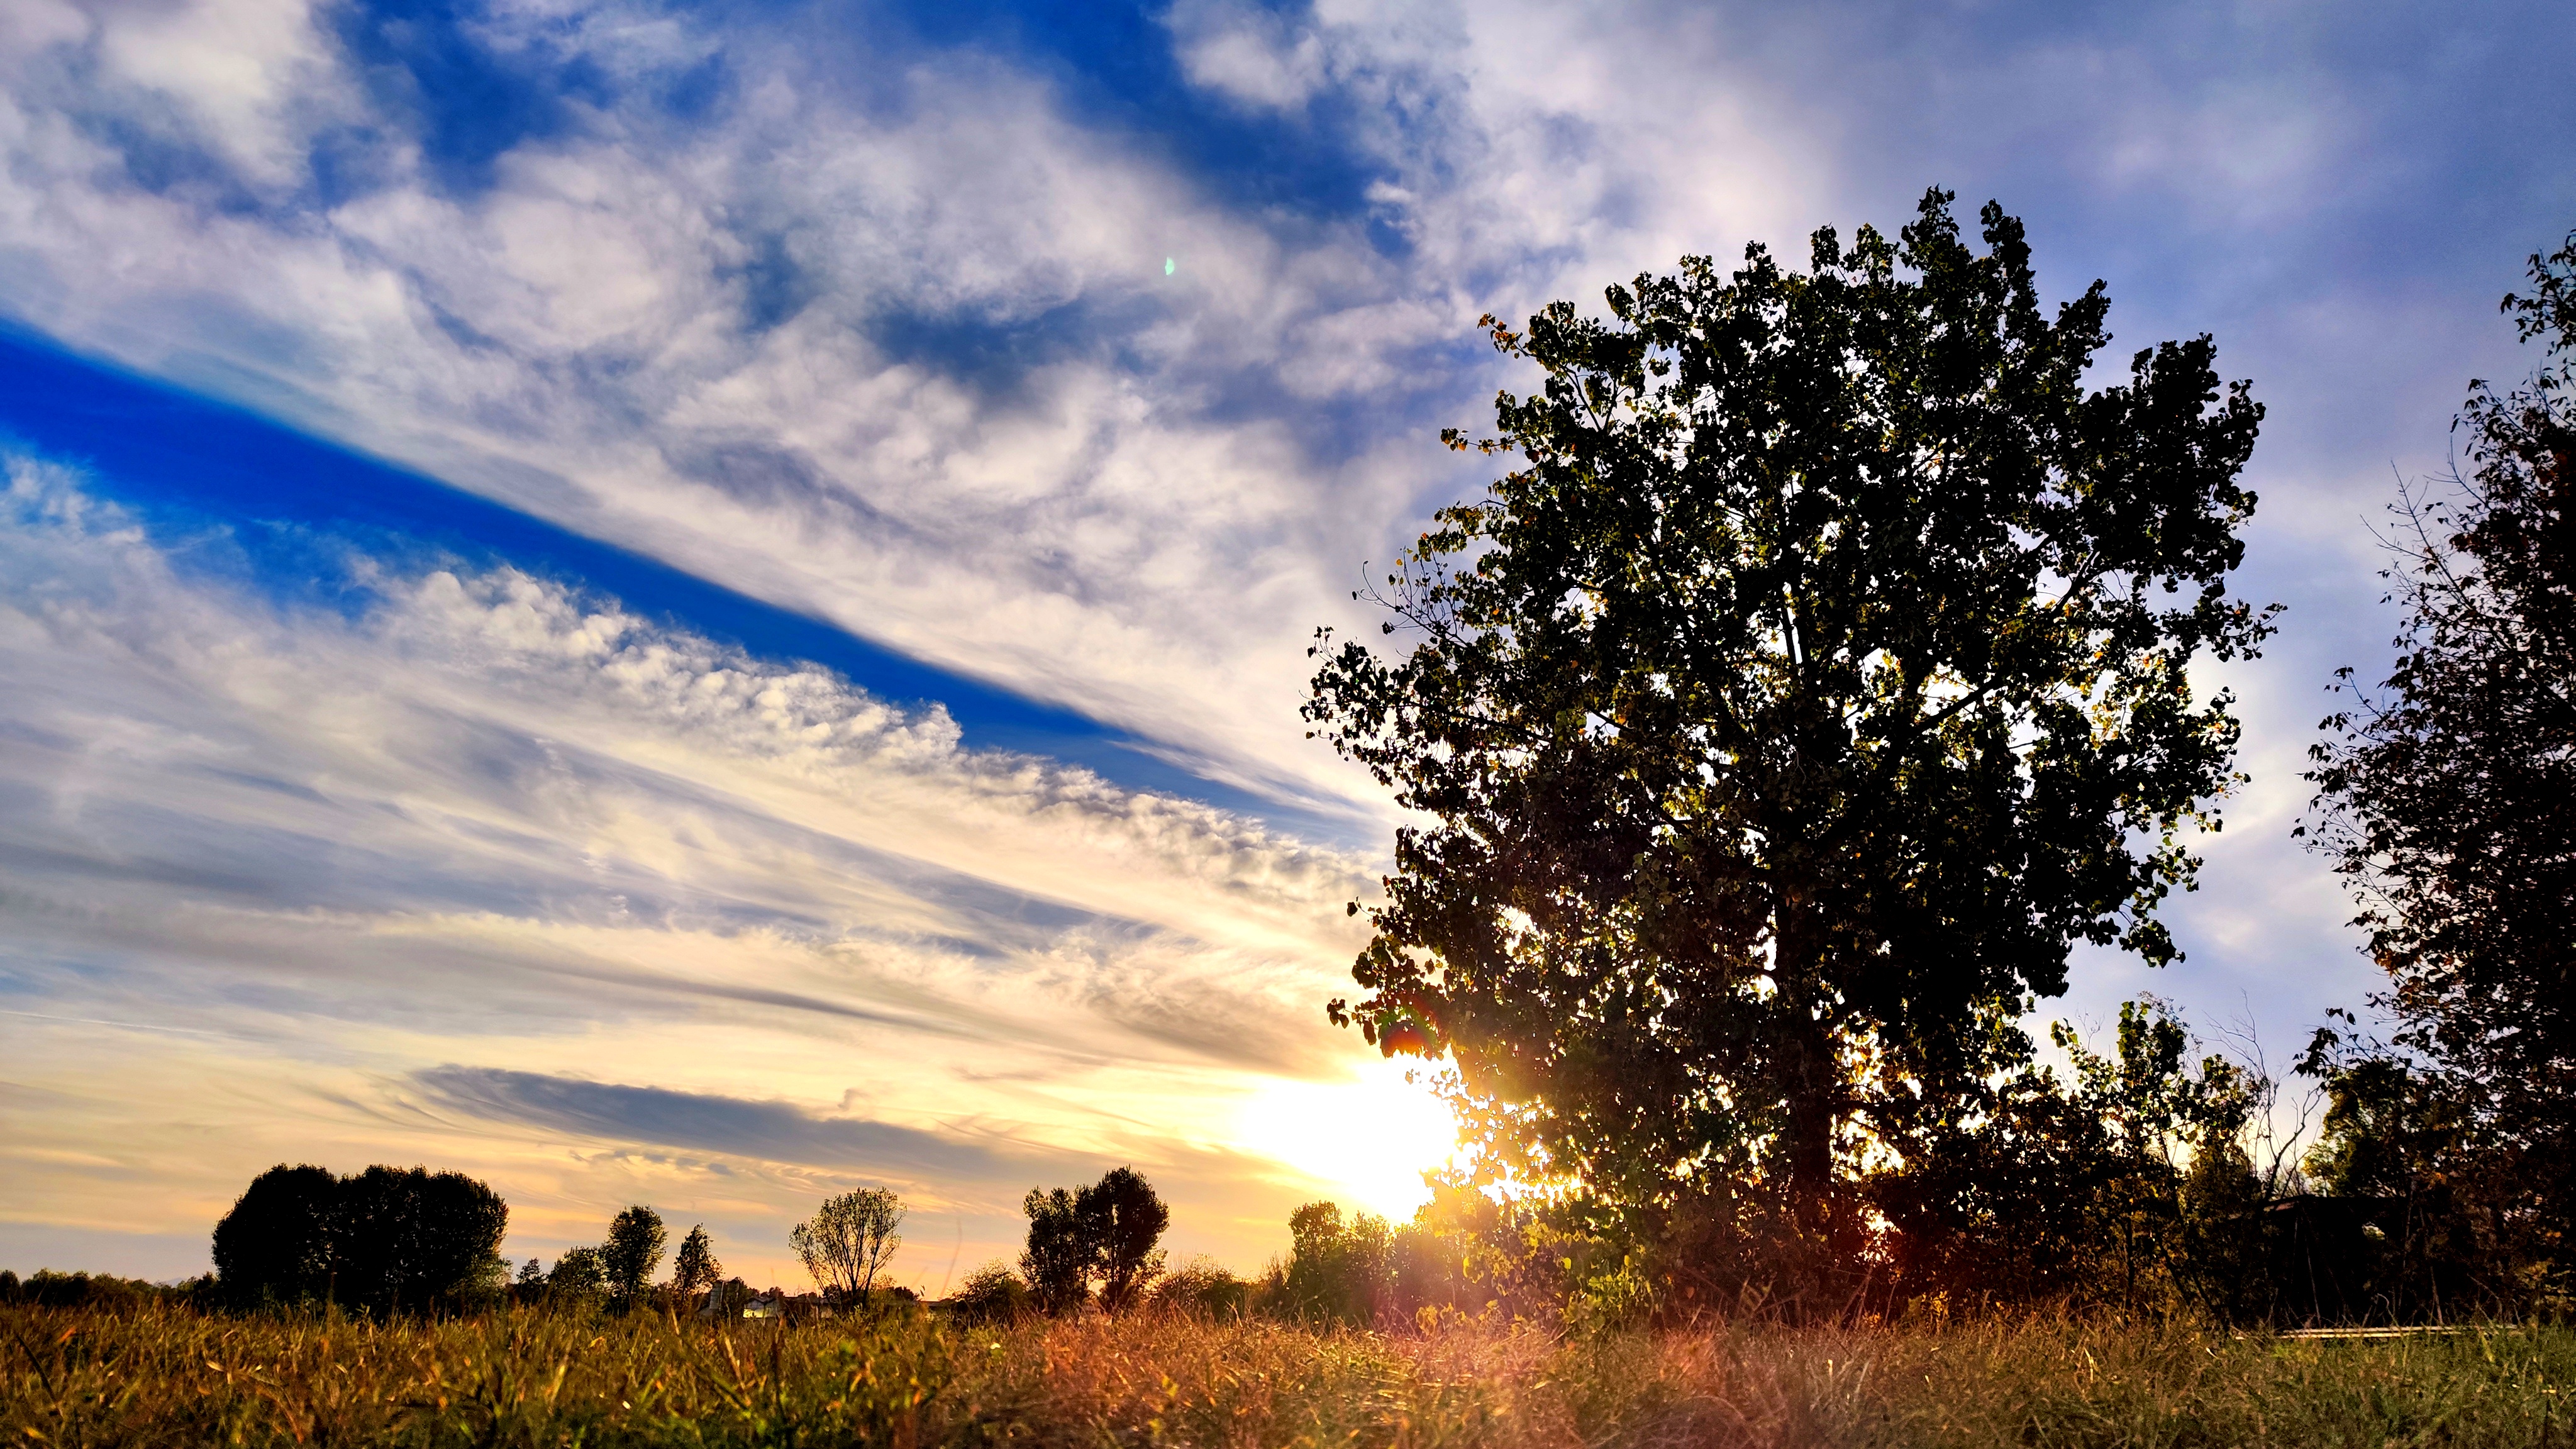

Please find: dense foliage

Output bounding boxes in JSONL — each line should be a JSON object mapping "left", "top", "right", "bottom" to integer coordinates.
{"left": 1243, "top": 998, "right": 2360, "bottom": 1329}
{"left": 541, "top": 1246, "right": 606, "bottom": 1305}
{"left": 600, "top": 1206, "right": 668, "bottom": 1307}
{"left": 1017, "top": 1167, "right": 1172, "bottom": 1314}
{"left": 0, "top": 1270, "right": 191, "bottom": 1310}
{"left": 1019, "top": 1186, "right": 1094, "bottom": 1316}
{"left": 2303, "top": 226, "right": 2576, "bottom": 1316}
{"left": 1306, "top": 189, "right": 2272, "bottom": 1311}
{"left": 210, "top": 1163, "right": 508, "bottom": 1316}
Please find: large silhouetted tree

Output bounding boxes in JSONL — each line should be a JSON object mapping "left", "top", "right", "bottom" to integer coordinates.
{"left": 1307, "top": 189, "right": 2271, "bottom": 1303}
{"left": 211, "top": 1164, "right": 343, "bottom": 1307}
{"left": 333, "top": 1166, "right": 510, "bottom": 1316}
{"left": 1016, "top": 1167, "right": 1172, "bottom": 1314}
{"left": 213, "top": 1163, "right": 508, "bottom": 1315}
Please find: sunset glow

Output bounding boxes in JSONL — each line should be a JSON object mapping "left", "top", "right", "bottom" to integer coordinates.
{"left": 1239, "top": 1062, "right": 1461, "bottom": 1222}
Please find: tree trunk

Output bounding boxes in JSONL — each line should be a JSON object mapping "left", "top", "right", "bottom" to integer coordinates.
{"left": 1771, "top": 899, "right": 1841, "bottom": 1230}
{"left": 1770, "top": 892, "right": 1855, "bottom": 1317}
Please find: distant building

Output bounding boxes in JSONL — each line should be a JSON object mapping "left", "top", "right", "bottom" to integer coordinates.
{"left": 696, "top": 1277, "right": 756, "bottom": 1320}
{"left": 696, "top": 1282, "right": 821, "bottom": 1322}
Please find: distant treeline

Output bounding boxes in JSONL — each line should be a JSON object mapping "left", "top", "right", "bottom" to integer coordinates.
{"left": 0, "top": 1270, "right": 190, "bottom": 1310}
{"left": 0, "top": 1067, "right": 2536, "bottom": 1330}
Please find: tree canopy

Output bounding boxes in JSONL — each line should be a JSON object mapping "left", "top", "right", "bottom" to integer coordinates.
{"left": 1086, "top": 1167, "right": 1172, "bottom": 1313}
{"left": 1018, "top": 1167, "right": 1172, "bottom": 1314}
{"left": 601, "top": 1206, "right": 667, "bottom": 1306}
{"left": 1019, "top": 1186, "right": 1091, "bottom": 1316}
{"left": 1306, "top": 189, "right": 2271, "bottom": 1302}
{"left": 791, "top": 1188, "right": 905, "bottom": 1303}
{"left": 2304, "top": 225, "right": 2576, "bottom": 1303}
{"left": 212, "top": 1163, "right": 508, "bottom": 1315}
{"left": 670, "top": 1224, "right": 722, "bottom": 1306}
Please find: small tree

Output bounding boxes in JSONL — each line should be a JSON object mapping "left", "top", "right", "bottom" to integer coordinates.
{"left": 948, "top": 1260, "right": 1031, "bottom": 1324}
{"left": 1019, "top": 1187, "right": 1091, "bottom": 1315}
{"left": 547, "top": 1246, "right": 606, "bottom": 1306}
{"left": 789, "top": 1187, "right": 904, "bottom": 1304}
{"left": 669, "top": 1224, "right": 721, "bottom": 1311}
{"left": 601, "top": 1206, "right": 667, "bottom": 1308}
{"left": 1281, "top": 1201, "right": 1392, "bottom": 1324}
{"left": 1079, "top": 1167, "right": 1170, "bottom": 1312}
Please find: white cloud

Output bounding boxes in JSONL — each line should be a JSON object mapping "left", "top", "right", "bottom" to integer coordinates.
{"left": 82, "top": 0, "right": 353, "bottom": 190}
{"left": 0, "top": 13, "right": 1479, "bottom": 814}
{"left": 1165, "top": 0, "right": 1333, "bottom": 111}
{"left": 0, "top": 454, "right": 1411, "bottom": 1277}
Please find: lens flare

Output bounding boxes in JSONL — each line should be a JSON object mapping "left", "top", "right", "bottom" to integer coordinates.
{"left": 1237, "top": 1058, "right": 1458, "bottom": 1220}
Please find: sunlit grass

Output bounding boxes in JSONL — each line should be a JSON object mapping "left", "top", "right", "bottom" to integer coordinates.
{"left": 4, "top": 1302, "right": 2568, "bottom": 1446}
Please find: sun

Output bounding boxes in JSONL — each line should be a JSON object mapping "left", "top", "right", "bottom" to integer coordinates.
{"left": 1237, "top": 1057, "right": 1460, "bottom": 1221}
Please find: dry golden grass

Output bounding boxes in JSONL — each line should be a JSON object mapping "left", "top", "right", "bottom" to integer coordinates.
{"left": 4, "top": 1301, "right": 2568, "bottom": 1446}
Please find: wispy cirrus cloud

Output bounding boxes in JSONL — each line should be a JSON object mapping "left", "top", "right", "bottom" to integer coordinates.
{"left": 0, "top": 452, "right": 1380, "bottom": 1279}
{"left": 0, "top": 0, "right": 1482, "bottom": 816}
{"left": 408, "top": 1067, "right": 1052, "bottom": 1181}
{"left": 1, "top": 0, "right": 2542, "bottom": 828}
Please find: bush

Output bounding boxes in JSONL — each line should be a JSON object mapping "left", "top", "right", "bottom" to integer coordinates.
{"left": 1567, "top": 1260, "right": 1660, "bottom": 1336}
{"left": 1152, "top": 1257, "right": 1246, "bottom": 1319}
{"left": 546, "top": 1246, "right": 607, "bottom": 1308}
{"left": 946, "top": 1261, "right": 1030, "bottom": 1325}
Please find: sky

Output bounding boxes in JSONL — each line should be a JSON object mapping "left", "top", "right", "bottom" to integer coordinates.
{"left": 0, "top": 0, "right": 2570, "bottom": 1290}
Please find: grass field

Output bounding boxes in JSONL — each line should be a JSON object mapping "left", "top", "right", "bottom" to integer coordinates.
{"left": 3, "top": 1302, "right": 2568, "bottom": 1447}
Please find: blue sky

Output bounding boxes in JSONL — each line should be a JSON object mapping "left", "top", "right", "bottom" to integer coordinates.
{"left": 0, "top": 0, "right": 2570, "bottom": 1285}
